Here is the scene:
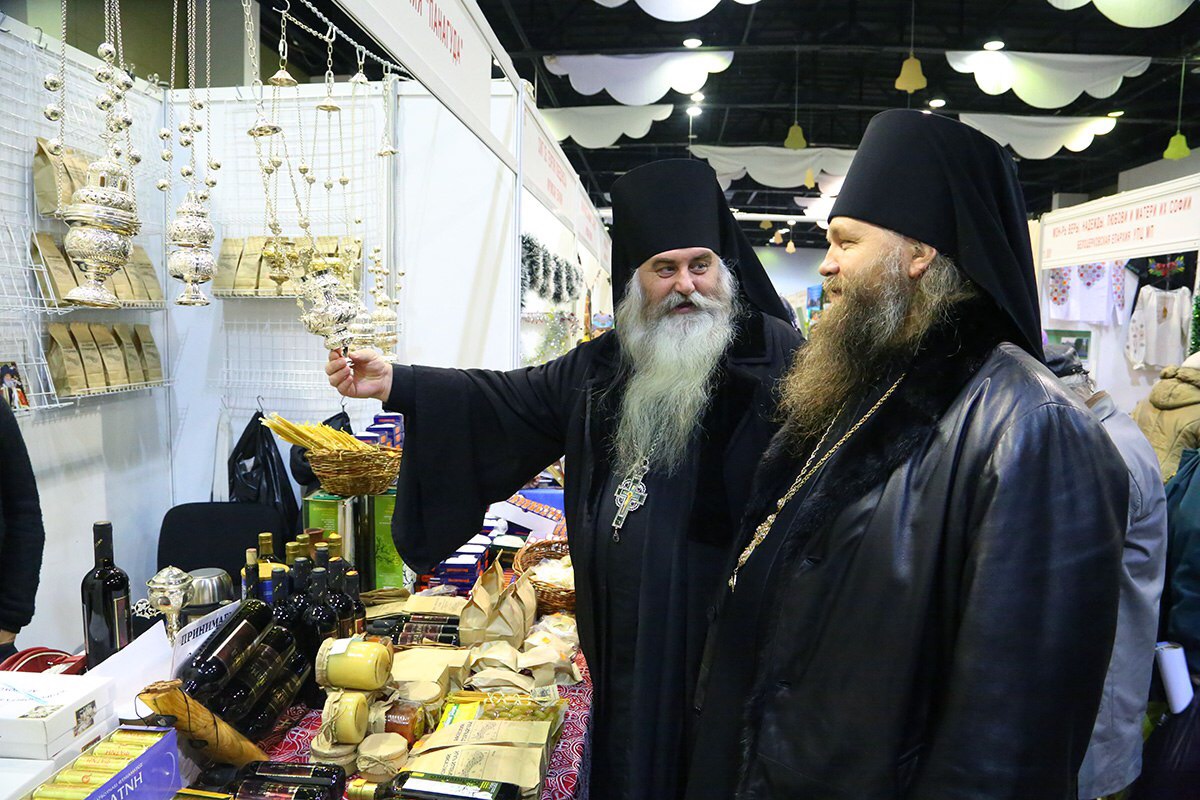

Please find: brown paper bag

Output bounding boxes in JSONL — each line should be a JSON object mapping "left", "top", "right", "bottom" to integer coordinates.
{"left": 46, "top": 322, "right": 88, "bottom": 396}
{"left": 470, "top": 641, "right": 520, "bottom": 673}
{"left": 459, "top": 584, "right": 494, "bottom": 648}
{"left": 33, "top": 138, "right": 70, "bottom": 217}
{"left": 512, "top": 573, "right": 538, "bottom": 636}
{"left": 212, "top": 238, "right": 242, "bottom": 294}
{"left": 127, "top": 247, "right": 161, "bottom": 302}
{"left": 404, "top": 744, "right": 545, "bottom": 789}
{"left": 134, "top": 324, "right": 163, "bottom": 382}
{"left": 63, "top": 151, "right": 91, "bottom": 199}
{"left": 411, "top": 720, "right": 551, "bottom": 756}
{"left": 316, "top": 236, "right": 339, "bottom": 258}
{"left": 30, "top": 232, "right": 77, "bottom": 305}
{"left": 486, "top": 583, "right": 526, "bottom": 649}
{"left": 89, "top": 324, "right": 128, "bottom": 386}
{"left": 69, "top": 322, "right": 107, "bottom": 391}
{"left": 235, "top": 237, "right": 266, "bottom": 294}
{"left": 104, "top": 268, "right": 136, "bottom": 304}
{"left": 112, "top": 324, "right": 146, "bottom": 384}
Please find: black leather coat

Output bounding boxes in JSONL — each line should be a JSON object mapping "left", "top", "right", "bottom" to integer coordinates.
{"left": 694, "top": 331, "right": 1128, "bottom": 799}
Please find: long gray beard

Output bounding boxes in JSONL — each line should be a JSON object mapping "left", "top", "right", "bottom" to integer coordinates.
{"left": 611, "top": 269, "right": 738, "bottom": 477}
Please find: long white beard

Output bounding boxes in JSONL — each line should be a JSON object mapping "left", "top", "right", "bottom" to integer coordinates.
{"left": 611, "top": 267, "right": 738, "bottom": 477}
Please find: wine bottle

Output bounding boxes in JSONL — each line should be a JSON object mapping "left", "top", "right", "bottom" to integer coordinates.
{"left": 299, "top": 568, "right": 339, "bottom": 707}
{"left": 230, "top": 780, "right": 331, "bottom": 800}
{"left": 274, "top": 558, "right": 310, "bottom": 632}
{"left": 319, "top": 568, "right": 355, "bottom": 638}
{"left": 344, "top": 570, "right": 367, "bottom": 636}
{"left": 241, "top": 548, "right": 259, "bottom": 601}
{"left": 284, "top": 542, "right": 302, "bottom": 567}
{"left": 234, "top": 762, "right": 346, "bottom": 794}
{"left": 80, "top": 521, "right": 132, "bottom": 669}
{"left": 295, "top": 531, "right": 311, "bottom": 559}
{"left": 179, "top": 599, "right": 274, "bottom": 702}
{"left": 238, "top": 651, "right": 311, "bottom": 740}
{"left": 314, "top": 542, "right": 331, "bottom": 571}
{"left": 210, "top": 626, "right": 297, "bottom": 723}
{"left": 258, "top": 532, "right": 280, "bottom": 564}
{"left": 270, "top": 566, "right": 288, "bottom": 608}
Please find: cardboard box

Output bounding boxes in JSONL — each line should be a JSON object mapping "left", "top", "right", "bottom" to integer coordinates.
{"left": 69, "top": 322, "right": 108, "bottom": 391}
{"left": 369, "top": 491, "right": 408, "bottom": 592}
{"left": 0, "top": 756, "right": 55, "bottom": 800}
{"left": 90, "top": 324, "right": 128, "bottom": 387}
{"left": 34, "top": 726, "right": 182, "bottom": 800}
{"left": 30, "top": 232, "right": 77, "bottom": 305}
{"left": 0, "top": 672, "right": 113, "bottom": 759}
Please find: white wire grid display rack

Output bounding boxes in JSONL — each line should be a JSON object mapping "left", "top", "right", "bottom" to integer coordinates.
{"left": 201, "top": 82, "right": 395, "bottom": 430}
{"left": 0, "top": 29, "right": 169, "bottom": 413}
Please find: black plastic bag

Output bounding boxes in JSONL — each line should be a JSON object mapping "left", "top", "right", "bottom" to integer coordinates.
{"left": 228, "top": 411, "right": 299, "bottom": 538}
{"left": 1128, "top": 694, "right": 1200, "bottom": 799}
{"left": 289, "top": 410, "right": 353, "bottom": 497}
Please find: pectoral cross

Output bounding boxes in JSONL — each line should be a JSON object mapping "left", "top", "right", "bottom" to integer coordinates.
{"left": 612, "top": 476, "right": 648, "bottom": 542}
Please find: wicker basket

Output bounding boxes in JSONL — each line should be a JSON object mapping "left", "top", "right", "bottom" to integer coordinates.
{"left": 513, "top": 538, "right": 575, "bottom": 614}
{"left": 308, "top": 447, "right": 402, "bottom": 497}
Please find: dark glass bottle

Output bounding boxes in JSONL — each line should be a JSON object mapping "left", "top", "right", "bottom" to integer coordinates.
{"left": 344, "top": 570, "right": 367, "bottom": 636}
{"left": 258, "top": 532, "right": 280, "bottom": 564}
{"left": 238, "top": 651, "right": 311, "bottom": 739}
{"left": 81, "top": 521, "right": 132, "bottom": 669}
{"left": 313, "top": 542, "right": 331, "bottom": 572}
{"left": 284, "top": 542, "right": 301, "bottom": 567}
{"left": 320, "top": 567, "right": 355, "bottom": 638}
{"left": 299, "top": 568, "right": 339, "bottom": 707}
{"left": 270, "top": 567, "right": 288, "bottom": 609}
{"left": 241, "top": 547, "right": 259, "bottom": 601}
{"left": 289, "top": 556, "right": 312, "bottom": 599}
{"left": 234, "top": 762, "right": 345, "bottom": 794}
{"left": 230, "top": 780, "right": 330, "bottom": 800}
{"left": 179, "top": 599, "right": 274, "bottom": 703}
{"left": 210, "top": 626, "right": 297, "bottom": 722}
{"left": 274, "top": 559, "right": 311, "bottom": 633}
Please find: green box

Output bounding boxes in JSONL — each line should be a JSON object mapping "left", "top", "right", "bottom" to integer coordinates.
{"left": 303, "top": 491, "right": 344, "bottom": 534}
{"left": 372, "top": 490, "right": 405, "bottom": 589}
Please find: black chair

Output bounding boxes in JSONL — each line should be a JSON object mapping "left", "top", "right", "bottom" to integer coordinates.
{"left": 157, "top": 502, "right": 288, "bottom": 584}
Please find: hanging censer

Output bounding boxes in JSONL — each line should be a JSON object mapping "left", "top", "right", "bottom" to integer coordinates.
{"left": 63, "top": 39, "right": 141, "bottom": 308}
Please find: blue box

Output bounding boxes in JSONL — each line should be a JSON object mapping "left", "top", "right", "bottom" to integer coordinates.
{"left": 69, "top": 726, "right": 181, "bottom": 800}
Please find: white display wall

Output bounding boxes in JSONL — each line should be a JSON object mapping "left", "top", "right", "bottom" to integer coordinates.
{"left": 0, "top": 22, "right": 173, "bottom": 651}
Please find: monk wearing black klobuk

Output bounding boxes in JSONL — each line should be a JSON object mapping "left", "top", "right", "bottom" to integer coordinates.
{"left": 686, "top": 110, "right": 1128, "bottom": 800}
{"left": 326, "top": 159, "right": 804, "bottom": 799}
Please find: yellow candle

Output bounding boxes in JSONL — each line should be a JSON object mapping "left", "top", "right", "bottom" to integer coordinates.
{"left": 72, "top": 755, "right": 130, "bottom": 772}
{"left": 33, "top": 788, "right": 93, "bottom": 800}
{"left": 91, "top": 742, "right": 149, "bottom": 758}
{"left": 323, "top": 690, "right": 369, "bottom": 744}
{"left": 316, "top": 638, "right": 392, "bottom": 690}
{"left": 53, "top": 768, "right": 118, "bottom": 786}
{"left": 108, "top": 730, "right": 164, "bottom": 745}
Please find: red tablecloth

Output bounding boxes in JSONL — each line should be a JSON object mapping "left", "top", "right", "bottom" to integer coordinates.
{"left": 260, "top": 655, "right": 593, "bottom": 799}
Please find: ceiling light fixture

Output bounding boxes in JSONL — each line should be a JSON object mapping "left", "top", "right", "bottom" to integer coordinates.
{"left": 686, "top": 105, "right": 702, "bottom": 117}
{"left": 1164, "top": 60, "right": 1191, "bottom": 160}
{"left": 928, "top": 97, "right": 947, "bottom": 109}
{"left": 1107, "top": 110, "right": 1125, "bottom": 117}
{"left": 786, "top": 239, "right": 797, "bottom": 254}
{"left": 690, "top": 92, "right": 705, "bottom": 102}
{"left": 786, "top": 218, "right": 797, "bottom": 226}
{"left": 683, "top": 37, "right": 703, "bottom": 49}
{"left": 983, "top": 40, "right": 1005, "bottom": 51}
{"left": 895, "top": 0, "right": 928, "bottom": 94}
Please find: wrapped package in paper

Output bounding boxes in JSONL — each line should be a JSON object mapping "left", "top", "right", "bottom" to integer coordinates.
{"left": 470, "top": 641, "right": 520, "bottom": 673}
{"left": 69, "top": 323, "right": 107, "bottom": 390}
{"left": 404, "top": 744, "right": 544, "bottom": 790}
{"left": 138, "top": 680, "right": 267, "bottom": 767}
{"left": 466, "top": 668, "right": 535, "bottom": 694}
{"left": 46, "top": 322, "right": 88, "bottom": 395}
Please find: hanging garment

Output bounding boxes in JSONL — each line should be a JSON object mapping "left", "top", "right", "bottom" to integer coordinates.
{"left": 1127, "top": 252, "right": 1198, "bottom": 314}
{"left": 1127, "top": 286, "right": 1193, "bottom": 370}
{"left": 1043, "top": 260, "right": 1127, "bottom": 325}
{"left": 211, "top": 405, "right": 231, "bottom": 502}
{"left": 228, "top": 411, "right": 300, "bottom": 539}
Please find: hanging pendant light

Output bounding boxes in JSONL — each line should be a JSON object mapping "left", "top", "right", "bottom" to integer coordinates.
{"left": 786, "top": 237, "right": 797, "bottom": 254}
{"left": 1164, "top": 60, "right": 1191, "bottom": 160}
{"left": 759, "top": 219, "right": 772, "bottom": 230}
{"left": 784, "top": 49, "right": 807, "bottom": 149}
{"left": 895, "top": 1, "right": 927, "bottom": 94}
{"left": 804, "top": 168, "right": 816, "bottom": 189}
{"left": 772, "top": 229, "right": 783, "bottom": 245}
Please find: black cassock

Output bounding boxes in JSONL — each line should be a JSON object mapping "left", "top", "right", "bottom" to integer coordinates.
{"left": 382, "top": 309, "right": 802, "bottom": 799}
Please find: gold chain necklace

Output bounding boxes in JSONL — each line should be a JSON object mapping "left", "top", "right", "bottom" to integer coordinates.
{"left": 728, "top": 372, "right": 907, "bottom": 592}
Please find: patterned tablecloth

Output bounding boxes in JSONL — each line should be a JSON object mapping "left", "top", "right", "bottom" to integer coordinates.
{"left": 260, "top": 655, "right": 593, "bottom": 800}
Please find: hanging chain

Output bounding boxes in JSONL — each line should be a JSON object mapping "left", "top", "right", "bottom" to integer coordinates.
{"left": 728, "top": 372, "right": 907, "bottom": 591}
{"left": 203, "top": 0, "right": 214, "bottom": 189}
{"left": 161, "top": 0, "right": 179, "bottom": 199}
{"left": 52, "top": 0, "right": 68, "bottom": 215}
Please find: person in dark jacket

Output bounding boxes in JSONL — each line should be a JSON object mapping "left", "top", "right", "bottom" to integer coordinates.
{"left": 0, "top": 400, "right": 46, "bottom": 661}
{"left": 687, "top": 110, "right": 1128, "bottom": 800}
{"left": 326, "top": 159, "right": 805, "bottom": 800}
